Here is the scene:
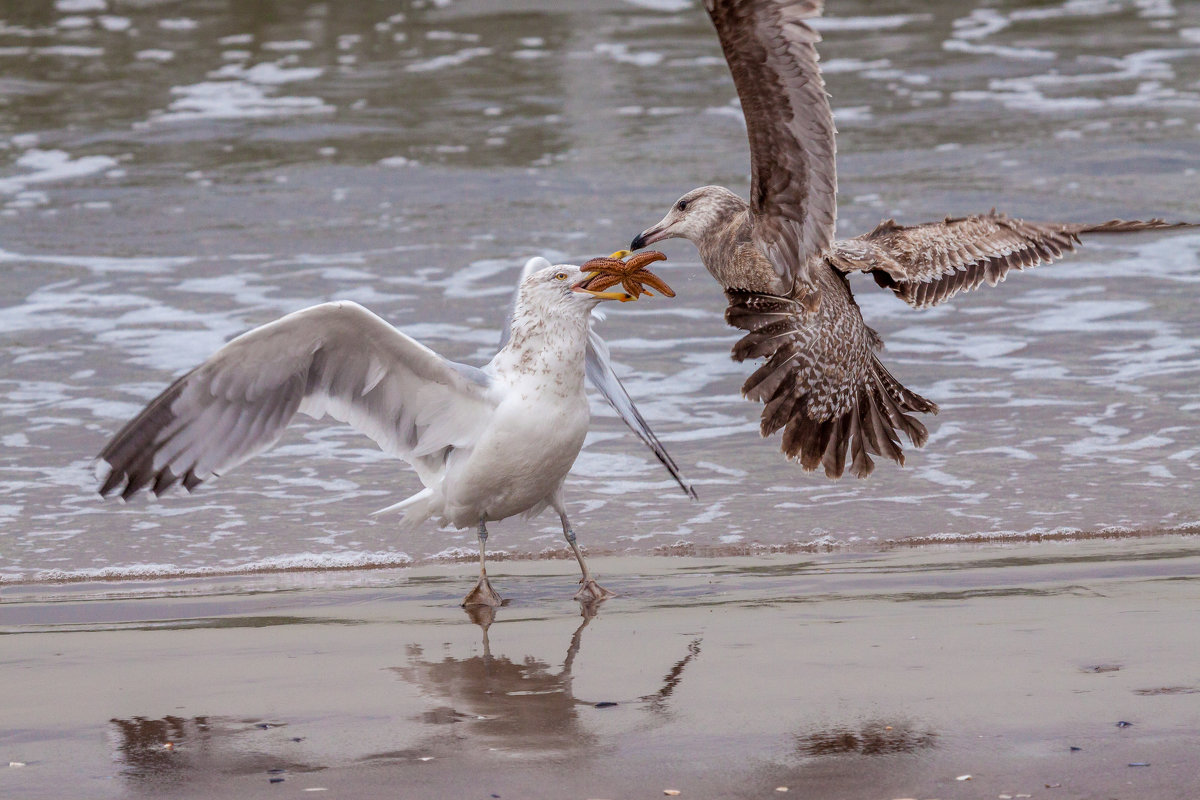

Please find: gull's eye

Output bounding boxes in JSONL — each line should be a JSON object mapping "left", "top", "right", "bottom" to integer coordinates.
{"left": 554, "top": 271, "right": 569, "bottom": 281}
{"left": 676, "top": 199, "right": 688, "bottom": 212}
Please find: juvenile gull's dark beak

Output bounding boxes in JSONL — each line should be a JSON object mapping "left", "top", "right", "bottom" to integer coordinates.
{"left": 630, "top": 225, "right": 668, "bottom": 251}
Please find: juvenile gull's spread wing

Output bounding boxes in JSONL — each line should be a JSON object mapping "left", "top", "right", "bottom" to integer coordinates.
{"left": 828, "top": 213, "right": 1196, "bottom": 310}
{"left": 99, "top": 301, "right": 493, "bottom": 500}
{"left": 726, "top": 271, "right": 937, "bottom": 478}
{"left": 708, "top": 0, "right": 837, "bottom": 285}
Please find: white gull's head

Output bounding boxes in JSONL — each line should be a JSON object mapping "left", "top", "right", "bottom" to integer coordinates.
{"left": 506, "top": 264, "right": 628, "bottom": 342}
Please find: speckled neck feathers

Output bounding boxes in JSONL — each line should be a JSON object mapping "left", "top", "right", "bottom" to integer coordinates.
{"left": 490, "top": 293, "right": 590, "bottom": 391}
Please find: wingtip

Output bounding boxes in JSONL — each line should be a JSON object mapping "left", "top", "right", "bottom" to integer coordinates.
{"left": 98, "top": 468, "right": 124, "bottom": 499}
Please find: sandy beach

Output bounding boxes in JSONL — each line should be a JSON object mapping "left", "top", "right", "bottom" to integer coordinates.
{"left": 4, "top": 535, "right": 1199, "bottom": 799}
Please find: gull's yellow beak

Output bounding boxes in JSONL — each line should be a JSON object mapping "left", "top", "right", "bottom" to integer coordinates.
{"left": 571, "top": 271, "right": 637, "bottom": 302}
{"left": 572, "top": 279, "right": 635, "bottom": 302}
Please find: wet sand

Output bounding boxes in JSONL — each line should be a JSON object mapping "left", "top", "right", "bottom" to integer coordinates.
{"left": 4, "top": 536, "right": 1200, "bottom": 799}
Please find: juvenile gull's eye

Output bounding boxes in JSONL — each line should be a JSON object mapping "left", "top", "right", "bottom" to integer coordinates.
{"left": 677, "top": 199, "right": 688, "bottom": 212}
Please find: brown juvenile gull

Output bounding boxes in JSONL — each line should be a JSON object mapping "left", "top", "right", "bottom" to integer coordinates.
{"left": 97, "top": 262, "right": 681, "bottom": 607}
{"left": 630, "top": 0, "right": 1195, "bottom": 479}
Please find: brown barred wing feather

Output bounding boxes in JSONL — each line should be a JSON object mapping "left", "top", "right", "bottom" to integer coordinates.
{"left": 830, "top": 213, "right": 1196, "bottom": 309}
{"left": 707, "top": 0, "right": 837, "bottom": 288}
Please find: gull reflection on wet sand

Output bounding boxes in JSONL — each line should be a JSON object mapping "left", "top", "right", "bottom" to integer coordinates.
{"left": 796, "top": 719, "right": 937, "bottom": 757}
{"left": 108, "top": 715, "right": 318, "bottom": 787}
{"left": 384, "top": 605, "right": 704, "bottom": 757}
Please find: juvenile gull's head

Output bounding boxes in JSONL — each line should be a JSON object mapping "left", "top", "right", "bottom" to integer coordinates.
{"left": 630, "top": 185, "right": 748, "bottom": 249}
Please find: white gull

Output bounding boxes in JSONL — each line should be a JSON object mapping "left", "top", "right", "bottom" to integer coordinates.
{"left": 97, "top": 261, "right": 692, "bottom": 607}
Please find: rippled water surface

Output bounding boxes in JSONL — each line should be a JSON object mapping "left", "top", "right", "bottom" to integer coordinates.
{"left": 2, "top": 0, "right": 1199, "bottom": 581}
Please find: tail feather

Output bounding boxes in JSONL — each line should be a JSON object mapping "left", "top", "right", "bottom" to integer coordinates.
{"left": 372, "top": 487, "right": 440, "bottom": 530}
{"left": 725, "top": 289, "right": 938, "bottom": 479}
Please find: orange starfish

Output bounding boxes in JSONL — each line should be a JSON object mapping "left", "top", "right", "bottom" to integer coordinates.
{"left": 572, "top": 250, "right": 675, "bottom": 302}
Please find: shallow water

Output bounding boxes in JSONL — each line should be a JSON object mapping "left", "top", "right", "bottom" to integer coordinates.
{"left": 1, "top": 0, "right": 1199, "bottom": 581}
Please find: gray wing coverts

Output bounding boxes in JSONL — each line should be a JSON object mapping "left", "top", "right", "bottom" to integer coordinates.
{"left": 830, "top": 213, "right": 1196, "bottom": 309}
{"left": 98, "top": 301, "right": 491, "bottom": 500}
{"left": 707, "top": 0, "right": 837, "bottom": 285}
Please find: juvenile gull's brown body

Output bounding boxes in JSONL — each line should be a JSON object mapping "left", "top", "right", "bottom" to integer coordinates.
{"left": 631, "top": 0, "right": 1195, "bottom": 478}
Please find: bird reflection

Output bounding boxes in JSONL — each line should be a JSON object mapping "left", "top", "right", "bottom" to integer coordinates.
{"left": 796, "top": 719, "right": 937, "bottom": 756}
{"left": 109, "top": 715, "right": 213, "bottom": 784}
{"left": 640, "top": 637, "right": 702, "bottom": 712}
{"left": 390, "top": 605, "right": 703, "bottom": 753}
{"left": 108, "top": 715, "right": 311, "bottom": 785}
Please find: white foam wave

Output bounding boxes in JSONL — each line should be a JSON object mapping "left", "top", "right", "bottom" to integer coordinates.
{"left": 0, "top": 245, "right": 192, "bottom": 274}
{"left": 811, "top": 14, "right": 927, "bottom": 31}
{"left": 6, "top": 551, "right": 414, "bottom": 584}
{"left": 405, "top": 47, "right": 492, "bottom": 73}
{"left": 0, "top": 149, "right": 117, "bottom": 196}
{"left": 594, "top": 42, "right": 663, "bottom": 67}
{"left": 210, "top": 62, "right": 323, "bottom": 84}
{"left": 55, "top": 0, "right": 104, "bottom": 10}
{"left": 34, "top": 45, "right": 103, "bottom": 57}
{"left": 428, "top": 546, "right": 509, "bottom": 562}
{"left": 943, "top": 39, "right": 1056, "bottom": 61}
{"left": 951, "top": 8, "right": 1011, "bottom": 40}
{"left": 154, "top": 81, "right": 334, "bottom": 123}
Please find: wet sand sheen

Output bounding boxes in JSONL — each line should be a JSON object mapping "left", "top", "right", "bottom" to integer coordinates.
{"left": 3, "top": 536, "right": 1199, "bottom": 799}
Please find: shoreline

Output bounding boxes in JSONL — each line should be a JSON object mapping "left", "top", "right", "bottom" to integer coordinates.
{"left": 4, "top": 523, "right": 1200, "bottom": 587}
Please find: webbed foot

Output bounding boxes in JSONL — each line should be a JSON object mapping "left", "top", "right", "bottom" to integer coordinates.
{"left": 573, "top": 579, "right": 615, "bottom": 604}
{"left": 462, "top": 574, "right": 504, "bottom": 608}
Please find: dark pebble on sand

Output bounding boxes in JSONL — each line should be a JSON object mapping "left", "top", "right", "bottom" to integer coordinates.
{"left": 269, "top": 777, "right": 285, "bottom": 783}
{"left": 595, "top": 702, "right": 618, "bottom": 708}
{"left": 1129, "top": 762, "right": 1151, "bottom": 767}
{"left": 1070, "top": 746, "right": 1082, "bottom": 751}
{"left": 1116, "top": 721, "right": 1133, "bottom": 728}
{"left": 291, "top": 737, "right": 305, "bottom": 742}
{"left": 267, "top": 768, "right": 286, "bottom": 774}
{"left": 257, "top": 723, "right": 272, "bottom": 729}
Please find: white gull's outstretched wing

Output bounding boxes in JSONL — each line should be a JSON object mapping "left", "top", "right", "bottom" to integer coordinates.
{"left": 98, "top": 301, "right": 493, "bottom": 500}
{"left": 708, "top": 0, "right": 837, "bottom": 286}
